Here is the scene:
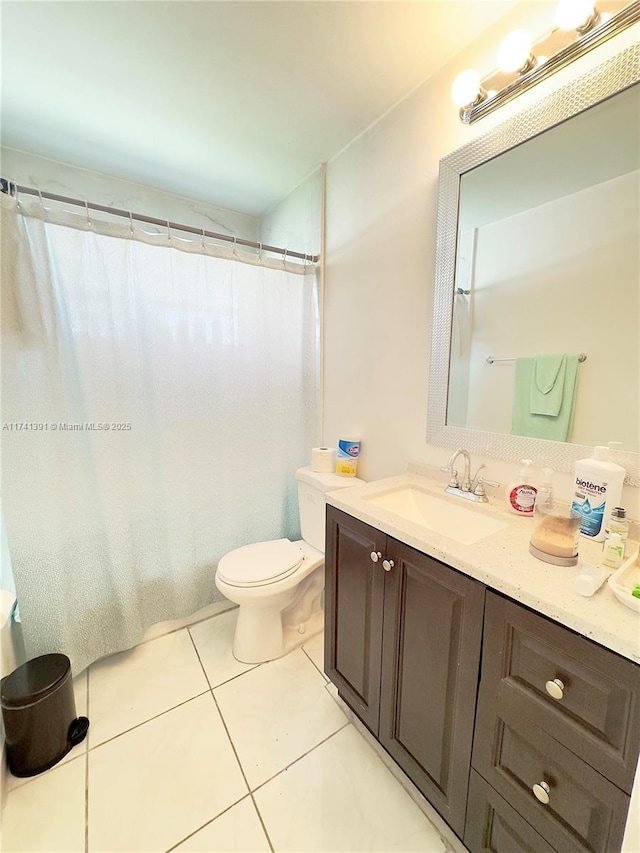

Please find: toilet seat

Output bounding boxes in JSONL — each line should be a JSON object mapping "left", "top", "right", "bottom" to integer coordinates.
{"left": 216, "top": 539, "right": 304, "bottom": 588}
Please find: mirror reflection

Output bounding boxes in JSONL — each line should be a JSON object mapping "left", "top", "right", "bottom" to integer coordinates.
{"left": 447, "top": 82, "right": 639, "bottom": 451}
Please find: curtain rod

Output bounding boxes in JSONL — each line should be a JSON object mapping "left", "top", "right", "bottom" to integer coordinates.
{"left": 1, "top": 179, "right": 319, "bottom": 263}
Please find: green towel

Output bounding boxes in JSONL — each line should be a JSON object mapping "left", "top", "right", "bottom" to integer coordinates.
{"left": 530, "top": 354, "right": 566, "bottom": 416}
{"left": 512, "top": 355, "right": 579, "bottom": 441}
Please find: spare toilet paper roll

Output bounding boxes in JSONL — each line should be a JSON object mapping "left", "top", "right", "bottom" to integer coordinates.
{"left": 311, "top": 447, "right": 336, "bottom": 473}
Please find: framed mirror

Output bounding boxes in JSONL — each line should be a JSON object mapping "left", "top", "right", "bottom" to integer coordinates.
{"left": 427, "top": 44, "right": 640, "bottom": 485}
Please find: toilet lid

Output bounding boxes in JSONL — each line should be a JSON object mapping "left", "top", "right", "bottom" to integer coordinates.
{"left": 217, "top": 539, "right": 304, "bottom": 587}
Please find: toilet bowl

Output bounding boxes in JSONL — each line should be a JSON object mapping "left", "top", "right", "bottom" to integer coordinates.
{"left": 215, "top": 467, "right": 363, "bottom": 664}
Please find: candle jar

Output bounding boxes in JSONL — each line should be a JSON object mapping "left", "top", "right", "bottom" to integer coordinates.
{"left": 529, "top": 503, "right": 581, "bottom": 566}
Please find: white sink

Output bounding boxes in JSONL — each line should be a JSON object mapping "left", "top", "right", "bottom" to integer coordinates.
{"left": 363, "top": 486, "right": 508, "bottom": 545}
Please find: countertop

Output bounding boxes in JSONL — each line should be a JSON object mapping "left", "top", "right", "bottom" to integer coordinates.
{"left": 326, "top": 470, "right": 640, "bottom": 665}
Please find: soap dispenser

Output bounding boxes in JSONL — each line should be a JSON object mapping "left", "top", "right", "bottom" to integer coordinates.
{"left": 505, "top": 460, "right": 538, "bottom": 516}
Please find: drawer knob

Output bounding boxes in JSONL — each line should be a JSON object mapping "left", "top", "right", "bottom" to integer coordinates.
{"left": 545, "top": 678, "right": 565, "bottom": 700}
{"left": 532, "top": 781, "right": 551, "bottom": 804}
{"left": 370, "top": 551, "right": 382, "bottom": 563}
{"left": 382, "top": 559, "right": 394, "bottom": 572}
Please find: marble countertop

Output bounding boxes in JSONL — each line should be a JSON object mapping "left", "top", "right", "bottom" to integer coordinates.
{"left": 326, "top": 470, "right": 640, "bottom": 665}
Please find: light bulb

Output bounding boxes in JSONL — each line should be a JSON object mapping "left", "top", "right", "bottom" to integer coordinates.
{"left": 498, "top": 29, "right": 533, "bottom": 73}
{"left": 556, "top": 0, "right": 596, "bottom": 30}
{"left": 451, "top": 70, "right": 482, "bottom": 107}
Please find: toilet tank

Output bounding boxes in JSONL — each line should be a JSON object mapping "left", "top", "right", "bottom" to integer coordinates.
{"left": 295, "top": 466, "right": 365, "bottom": 552}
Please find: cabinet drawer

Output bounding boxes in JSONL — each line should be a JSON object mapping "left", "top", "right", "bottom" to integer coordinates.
{"left": 473, "top": 702, "right": 629, "bottom": 853}
{"left": 465, "top": 770, "right": 556, "bottom": 853}
{"left": 482, "top": 592, "right": 640, "bottom": 791}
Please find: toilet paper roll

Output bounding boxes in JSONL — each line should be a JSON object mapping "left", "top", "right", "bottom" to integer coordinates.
{"left": 311, "top": 447, "right": 336, "bottom": 473}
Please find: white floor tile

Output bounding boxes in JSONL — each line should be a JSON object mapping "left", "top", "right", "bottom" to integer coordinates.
{"left": 214, "top": 648, "right": 347, "bottom": 789}
{"left": 253, "top": 725, "right": 447, "bottom": 852}
{"left": 88, "top": 693, "right": 247, "bottom": 852}
{"left": 173, "top": 797, "right": 271, "bottom": 852}
{"left": 88, "top": 628, "right": 209, "bottom": 746}
{"left": 302, "top": 630, "right": 326, "bottom": 678}
{"left": 2, "top": 755, "right": 86, "bottom": 852}
{"left": 189, "top": 609, "right": 256, "bottom": 687}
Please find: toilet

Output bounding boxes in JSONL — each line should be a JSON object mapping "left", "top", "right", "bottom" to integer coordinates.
{"left": 215, "top": 466, "right": 363, "bottom": 664}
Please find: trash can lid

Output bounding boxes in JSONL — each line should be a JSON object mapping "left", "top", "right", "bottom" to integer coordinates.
{"left": 1, "top": 653, "right": 71, "bottom": 709}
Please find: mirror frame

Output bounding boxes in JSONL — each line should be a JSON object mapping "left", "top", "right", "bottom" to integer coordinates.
{"left": 427, "top": 43, "right": 640, "bottom": 485}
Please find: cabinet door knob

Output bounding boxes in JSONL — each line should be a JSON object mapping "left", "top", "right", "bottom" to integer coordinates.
{"left": 545, "top": 678, "right": 565, "bottom": 700}
{"left": 532, "top": 781, "right": 551, "bottom": 804}
{"left": 382, "top": 559, "right": 394, "bottom": 572}
{"left": 370, "top": 551, "right": 382, "bottom": 563}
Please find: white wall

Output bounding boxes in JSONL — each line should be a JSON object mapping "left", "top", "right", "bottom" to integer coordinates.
{"left": 324, "top": 7, "right": 640, "bottom": 516}
{"left": 1, "top": 147, "right": 259, "bottom": 241}
{"left": 260, "top": 166, "right": 323, "bottom": 258}
{"left": 461, "top": 171, "right": 639, "bottom": 448}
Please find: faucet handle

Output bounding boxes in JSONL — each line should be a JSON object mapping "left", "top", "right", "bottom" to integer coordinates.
{"left": 440, "top": 464, "right": 460, "bottom": 488}
{"left": 473, "top": 477, "right": 487, "bottom": 497}
{"left": 470, "top": 463, "right": 485, "bottom": 491}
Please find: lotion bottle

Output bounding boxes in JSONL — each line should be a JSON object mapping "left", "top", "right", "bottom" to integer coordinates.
{"left": 571, "top": 445, "right": 625, "bottom": 541}
{"left": 506, "top": 459, "right": 538, "bottom": 516}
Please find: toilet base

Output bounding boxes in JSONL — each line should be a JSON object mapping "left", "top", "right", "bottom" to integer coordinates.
{"left": 231, "top": 567, "right": 325, "bottom": 664}
{"left": 233, "top": 607, "right": 324, "bottom": 665}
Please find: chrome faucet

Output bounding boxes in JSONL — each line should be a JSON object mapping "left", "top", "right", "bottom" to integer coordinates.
{"left": 440, "top": 449, "right": 499, "bottom": 503}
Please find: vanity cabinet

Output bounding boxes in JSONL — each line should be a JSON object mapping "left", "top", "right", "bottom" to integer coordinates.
{"left": 324, "top": 506, "right": 640, "bottom": 853}
{"left": 469, "top": 592, "right": 639, "bottom": 853}
{"left": 324, "top": 506, "right": 485, "bottom": 836}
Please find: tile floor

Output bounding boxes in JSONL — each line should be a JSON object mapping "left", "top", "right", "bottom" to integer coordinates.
{"left": 2, "top": 609, "right": 462, "bottom": 853}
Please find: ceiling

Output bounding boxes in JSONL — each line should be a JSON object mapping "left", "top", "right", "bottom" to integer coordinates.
{"left": 1, "top": 1, "right": 517, "bottom": 216}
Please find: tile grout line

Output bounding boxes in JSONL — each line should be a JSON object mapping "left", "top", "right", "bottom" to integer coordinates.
{"left": 249, "top": 720, "right": 351, "bottom": 796}
{"left": 248, "top": 792, "right": 275, "bottom": 853}
{"left": 300, "top": 645, "right": 328, "bottom": 682}
{"left": 186, "top": 629, "right": 251, "bottom": 790}
{"left": 186, "top": 628, "right": 276, "bottom": 853}
{"left": 163, "top": 792, "right": 253, "bottom": 853}
{"left": 86, "top": 690, "right": 212, "bottom": 754}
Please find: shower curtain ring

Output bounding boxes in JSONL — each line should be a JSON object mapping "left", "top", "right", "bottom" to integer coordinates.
{"left": 129, "top": 212, "right": 135, "bottom": 236}
{"left": 84, "top": 200, "right": 91, "bottom": 225}
{"left": 282, "top": 248, "right": 288, "bottom": 268}
{"left": 258, "top": 242, "right": 263, "bottom": 262}
{"left": 167, "top": 220, "right": 171, "bottom": 243}
{"left": 232, "top": 235, "right": 239, "bottom": 259}
{"left": 37, "top": 189, "right": 46, "bottom": 212}
{"left": 201, "top": 228, "right": 206, "bottom": 250}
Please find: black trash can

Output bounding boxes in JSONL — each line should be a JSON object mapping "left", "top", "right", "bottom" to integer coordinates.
{"left": 1, "top": 653, "right": 89, "bottom": 777}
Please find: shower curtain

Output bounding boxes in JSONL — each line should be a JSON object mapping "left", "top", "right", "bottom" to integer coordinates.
{"left": 0, "top": 194, "right": 318, "bottom": 674}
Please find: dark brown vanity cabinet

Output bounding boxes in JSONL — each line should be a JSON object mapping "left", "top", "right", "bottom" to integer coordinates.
{"left": 324, "top": 507, "right": 640, "bottom": 853}
{"left": 324, "top": 506, "right": 485, "bottom": 836}
{"left": 468, "top": 592, "right": 640, "bottom": 853}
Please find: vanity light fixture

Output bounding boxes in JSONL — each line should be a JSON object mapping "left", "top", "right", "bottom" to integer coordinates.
{"left": 451, "top": 0, "right": 640, "bottom": 124}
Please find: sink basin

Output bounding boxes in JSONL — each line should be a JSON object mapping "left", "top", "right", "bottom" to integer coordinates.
{"left": 363, "top": 486, "right": 508, "bottom": 545}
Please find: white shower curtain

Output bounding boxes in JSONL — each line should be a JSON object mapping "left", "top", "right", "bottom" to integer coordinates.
{"left": 0, "top": 194, "right": 318, "bottom": 674}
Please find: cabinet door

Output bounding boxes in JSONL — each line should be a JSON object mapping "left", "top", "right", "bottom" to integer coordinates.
{"left": 324, "top": 506, "right": 386, "bottom": 733}
{"left": 379, "top": 538, "right": 485, "bottom": 836}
